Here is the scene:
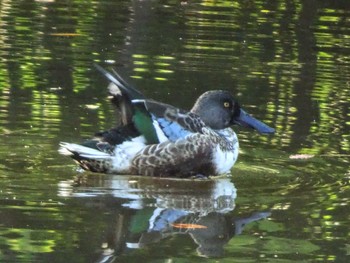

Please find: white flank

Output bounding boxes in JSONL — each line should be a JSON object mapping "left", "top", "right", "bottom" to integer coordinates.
{"left": 59, "top": 135, "right": 147, "bottom": 174}
{"left": 111, "top": 135, "right": 147, "bottom": 173}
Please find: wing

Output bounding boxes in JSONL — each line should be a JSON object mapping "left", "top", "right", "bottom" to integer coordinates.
{"left": 95, "top": 64, "right": 144, "bottom": 127}
{"left": 132, "top": 99, "right": 207, "bottom": 142}
{"left": 93, "top": 123, "right": 140, "bottom": 145}
{"left": 95, "top": 65, "right": 160, "bottom": 143}
{"left": 94, "top": 64, "right": 145, "bottom": 100}
{"left": 95, "top": 65, "right": 207, "bottom": 144}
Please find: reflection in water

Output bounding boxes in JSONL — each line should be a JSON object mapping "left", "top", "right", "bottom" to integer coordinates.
{"left": 59, "top": 175, "right": 269, "bottom": 260}
{"left": 59, "top": 175, "right": 237, "bottom": 212}
{"left": 0, "top": 0, "right": 349, "bottom": 262}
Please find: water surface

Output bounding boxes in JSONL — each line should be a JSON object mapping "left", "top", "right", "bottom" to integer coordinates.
{"left": 0, "top": 0, "right": 349, "bottom": 262}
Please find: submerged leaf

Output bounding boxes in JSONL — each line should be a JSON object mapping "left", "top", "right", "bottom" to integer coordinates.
{"left": 171, "top": 223, "right": 207, "bottom": 229}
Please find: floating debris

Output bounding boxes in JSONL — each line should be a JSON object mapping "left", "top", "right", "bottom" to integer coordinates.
{"left": 289, "top": 154, "right": 315, "bottom": 160}
{"left": 49, "top": 33, "right": 81, "bottom": 37}
{"left": 85, "top": 104, "right": 100, "bottom": 110}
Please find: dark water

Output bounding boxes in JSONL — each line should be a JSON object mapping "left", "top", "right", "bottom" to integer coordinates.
{"left": 0, "top": 0, "right": 349, "bottom": 262}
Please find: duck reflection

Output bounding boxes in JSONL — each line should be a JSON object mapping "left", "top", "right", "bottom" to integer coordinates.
{"left": 127, "top": 208, "right": 270, "bottom": 258}
{"left": 58, "top": 175, "right": 270, "bottom": 260}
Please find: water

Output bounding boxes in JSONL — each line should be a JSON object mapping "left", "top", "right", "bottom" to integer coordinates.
{"left": 0, "top": 0, "right": 349, "bottom": 262}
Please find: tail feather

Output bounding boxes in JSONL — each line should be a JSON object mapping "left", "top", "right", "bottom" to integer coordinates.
{"left": 59, "top": 142, "right": 113, "bottom": 173}
{"left": 59, "top": 142, "right": 110, "bottom": 159}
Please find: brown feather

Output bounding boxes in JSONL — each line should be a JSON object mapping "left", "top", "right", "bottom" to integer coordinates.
{"left": 131, "top": 133, "right": 216, "bottom": 177}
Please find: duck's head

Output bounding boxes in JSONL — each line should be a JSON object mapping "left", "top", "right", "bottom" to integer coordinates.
{"left": 191, "top": 90, "right": 275, "bottom": 134}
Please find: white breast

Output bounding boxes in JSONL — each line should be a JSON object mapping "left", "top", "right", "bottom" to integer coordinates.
{"left": 212, "top": 130, "right": 239, "bottom": 174}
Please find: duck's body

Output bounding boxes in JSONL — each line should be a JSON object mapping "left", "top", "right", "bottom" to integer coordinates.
{"left": 60, "top": 127, "right": 238, "bottom": 177}
{"left": 59, "top": 65, "right": 274, "bottom": 178}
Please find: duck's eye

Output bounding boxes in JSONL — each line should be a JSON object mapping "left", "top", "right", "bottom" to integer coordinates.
{"left": 223, "top": 102, "right": 230, "bottom": 108}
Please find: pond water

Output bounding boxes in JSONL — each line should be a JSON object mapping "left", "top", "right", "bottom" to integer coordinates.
{"left": 0, "top": 0, "right": 349, "bottom": 262}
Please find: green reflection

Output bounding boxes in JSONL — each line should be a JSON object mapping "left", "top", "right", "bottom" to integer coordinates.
{"left": 0, "top": 0, "right": 349, "bottom": 262}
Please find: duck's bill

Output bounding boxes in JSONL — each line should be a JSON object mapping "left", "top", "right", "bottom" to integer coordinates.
{"left": 234, "top": 109, "right": 275, "bottom": 134}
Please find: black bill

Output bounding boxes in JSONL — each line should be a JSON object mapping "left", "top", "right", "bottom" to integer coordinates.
{"left": 233, "top": 109, "right": 275, "bottom": 134}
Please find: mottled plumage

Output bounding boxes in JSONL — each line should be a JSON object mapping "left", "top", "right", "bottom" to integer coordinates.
{"left": 130, "top": 128, "right": 238, "bottom": 177}
{"left": 59, "top": 65, "right": 274, "bottom": 178}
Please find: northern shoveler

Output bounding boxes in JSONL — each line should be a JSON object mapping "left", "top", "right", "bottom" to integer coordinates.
{"left": 59, "top": 65, "right": 275, "bottom": 178}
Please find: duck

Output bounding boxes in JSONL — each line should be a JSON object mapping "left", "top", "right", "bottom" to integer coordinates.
{"left": 59, "top": 65, "right": 275, "bottom": 178}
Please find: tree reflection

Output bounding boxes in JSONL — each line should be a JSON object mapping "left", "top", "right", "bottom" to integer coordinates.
{"left": 0, "top": 0, "right": 349, "bottom": 262}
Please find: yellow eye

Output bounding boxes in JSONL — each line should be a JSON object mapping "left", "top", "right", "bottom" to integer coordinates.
{"left": 223, "top": 102, "right": 230, "bottom": 108}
